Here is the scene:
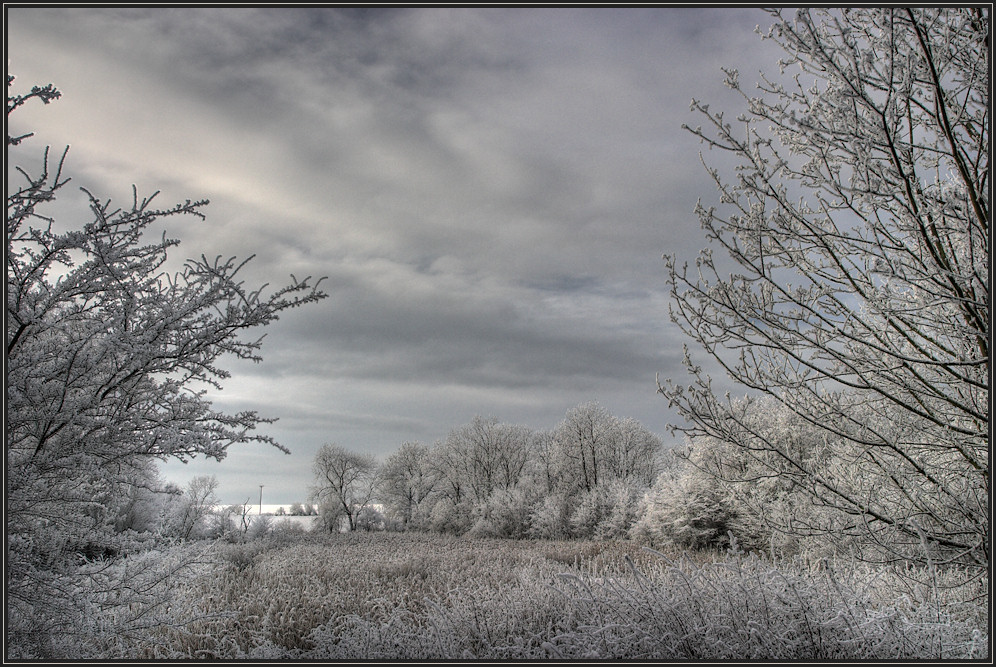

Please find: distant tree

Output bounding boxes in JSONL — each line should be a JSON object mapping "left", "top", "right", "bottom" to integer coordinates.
{"left": 165, "top": 475, "right": 220, "bottom": 540}
{"left": 607, "top": 417, "right": 666, "bottom": 486}
{"left": 428, "top": 438, "right": 468, "bottom": 507}
{"left": 551, "top": 402, "right": 662, "bottom": 493}
{"left": 552, "top": 402, "right": 618, "bottom": 493}
{"left": 232, "top": 499, "right": 255, "bottom": 540}
{"left": 378, "top": 441, "right": 435, "bottom": 529}
{"left": 661, "top": 8, "right": 988, "bottom": 570}
{"left": 467, "top": 487, "right": 535, "bottom": 540}
{"left": 288, "top": 502, "right": 305, "bottom": 516}
{"left": 592, "top": 480, "right": 644, "bottom": 540}
{"left": 353, "top": 504, "right": 386, "bottom": 532}
{"left": 528, "top": 492, "right": 573, "bottom": 540}
{"left": 310, "top": 443, "right": 378, "bottom": 532}
{"left": 419, "top": 417, "right": 534, "bottom": 534}
{"left": 445, "top": 416, "right": 533, "bottom": 503}
{"left": 427, "top": 495, "right": 474, "bottom": 536}
{"left": 526, "top": 429, "right": 565, "bottom": 495}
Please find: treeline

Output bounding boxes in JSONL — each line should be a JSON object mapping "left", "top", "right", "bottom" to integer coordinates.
{"left": 369, "top": 402, "right": 665, "bottom": 540}
{"left": 301, "top": 395, "right": 961, "bottom": 565}
{"left": 301, "top": 400, "right": 829, "bottom": 559}
{"left": 152, "top": 392, "right": 976, "bottom": 569}
{"left": 110, "top": 402, "right": 671, "bottom": 547}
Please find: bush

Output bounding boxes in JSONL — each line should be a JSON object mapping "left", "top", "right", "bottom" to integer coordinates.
{"left": 630, "top": 472, "right": 738, "bottom": 551}
{"left": 354, "top": 505, "right": 387, "bottom": 532}
{"left": 593, "top": 482, "right": 643, "bottom": 541}
{"left": 428, "top": 497, "right": 474, "bottom": 535}
{"left": 528, "top": 493, "right": 573, "bottom": 540}
{"left": 246, "top": 515, "right": 272, "bottom": 541}
{"left": 467, "top": 488, "right": 534, "bottom": 539}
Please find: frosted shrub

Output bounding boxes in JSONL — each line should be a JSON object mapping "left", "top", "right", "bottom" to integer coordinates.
{"left": 467, "top": 488, "right": 534, "bottom": 539}
{"left": 541, "top": 549, "right": 988, "bottom": 661}
{"left": 567, "top": 483, "right": 646, "bottom": 540}
{"left": 218, "top": 540, "right": 266, "bottom": 572}
{"left": 428, "top": 497, "right": 474, "bottom": 535}
{"left": 528, "top": 492, "right": 573, "bottom": 540}
{"left": 245, "top": 514, "right": 272, "bottom": 541}
{"left": 599, "top": 483, "right": 642, "bottom": 540}
{"left": 568, "top": 487, "right": 609, "bottom": 539}
{"left": 630, "top": 471, "right": 738, "bottom": 551}
{"left": 269, "top": 518, "right": 309, "bottom": 540}
{"left": 7, "top": 542, "right": 215, "bottom": 660}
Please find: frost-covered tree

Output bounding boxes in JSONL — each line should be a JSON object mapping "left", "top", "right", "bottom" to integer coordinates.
{"left": 683, "top": 398, "right": 858, "bottom": 557}
{"left": 107, "top": 460, "right": 166, "bottom": 535}
{"left": 378, "top": 441, "right": 435, "bottom": 530}
{"left": 527, "top": 492, "right": 574, "bottom": 540}
{"left": 6, "top": 74, "right": 326, "bottom": 658}
{"left": 7, "top": 75, "right": 327, "bottom": 551}
{"left": 526, "top": 429, "right": 564, "bottom": 494}
{"left": 444, "top": 416, "right": 533, "bottom": 503}
{"left": 631, "top": 467, "right": 739, "bottom": 552}
{"left": 417, "top": 417, "right": 533, "bottom": 534}
{"left": 661, "top": 9, "right": 988, "bottom": 571}
{"left": 427, "top": 437, "right": 467, "bottom": 508}
{"left": 568, "top": 481, "right": 643, "bottom": 540}
{"left": 552, "top": 402, "right": 620, "bottom": 493}
{"left": 162, "top": 475, "right": 220, "bottom": 540}
{"left": 607, "top": 417, "right": 666, "bottom": 486}
{"left": 310, "top": 443, "right": 379, "bottom": 532}
{"left": 466, "top": 487, "right": 535, "bottom": 539}
{"left": 552, "top": 402, "right": 664, "bottom": 493}
{"left": 231, "top": 499, "right": 257, "bottom": 540}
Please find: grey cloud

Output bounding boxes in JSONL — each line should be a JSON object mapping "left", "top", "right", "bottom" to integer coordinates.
{"left": 7, "top": 7, "right": 780, "bottom": 504}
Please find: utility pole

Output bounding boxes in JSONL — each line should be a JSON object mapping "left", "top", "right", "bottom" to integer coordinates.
{"left": 259, "top": 485, "right": 264, "bottom": 515}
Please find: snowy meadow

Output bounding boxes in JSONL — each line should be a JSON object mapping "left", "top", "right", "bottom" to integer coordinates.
{"left": 11, "top": 530, "right": 987, "bottom": 660}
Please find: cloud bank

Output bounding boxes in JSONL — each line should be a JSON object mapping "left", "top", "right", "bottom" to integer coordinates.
{"left": 7, "top": 7, "right": 785, "bottom": 503}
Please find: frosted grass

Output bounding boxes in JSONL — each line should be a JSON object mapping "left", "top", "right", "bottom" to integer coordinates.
{"left": 119, "top": 532, "right": 987, "bottom": 661}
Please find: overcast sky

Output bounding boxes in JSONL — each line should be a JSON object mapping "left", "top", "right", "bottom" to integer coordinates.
{"left": 7, "top": 7, "right": 788, "bottom": 505}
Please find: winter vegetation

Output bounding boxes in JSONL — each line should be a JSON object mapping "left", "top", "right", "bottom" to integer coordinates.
{"left": 6, "top": 7, "right": 989, "bottom": 661}
{"left": 4, "top": 529, "right": 989, "bottom": 660}
{"left": 662, "top": 5, "right": 989, "bottom": 579}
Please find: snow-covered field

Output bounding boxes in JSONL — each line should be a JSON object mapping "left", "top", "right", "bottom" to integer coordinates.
{"left": 117, "top": 532, "right": 986, "bottom": 660}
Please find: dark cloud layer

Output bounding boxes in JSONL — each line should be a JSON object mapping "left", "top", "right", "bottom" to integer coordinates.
{"left": 7, "top": 7, "right": 786, "bottom": 503}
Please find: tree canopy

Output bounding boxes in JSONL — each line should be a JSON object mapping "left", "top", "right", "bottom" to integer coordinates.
{"left": 661, "top": 8, "right": 988, "bottom": 570}
{"left": 7, "top": 72, "right": 328, "bottom": 595}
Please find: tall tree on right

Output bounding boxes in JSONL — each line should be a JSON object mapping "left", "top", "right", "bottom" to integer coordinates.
{"left": 661, "top": 8, "right": 988, "bottom": 571}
